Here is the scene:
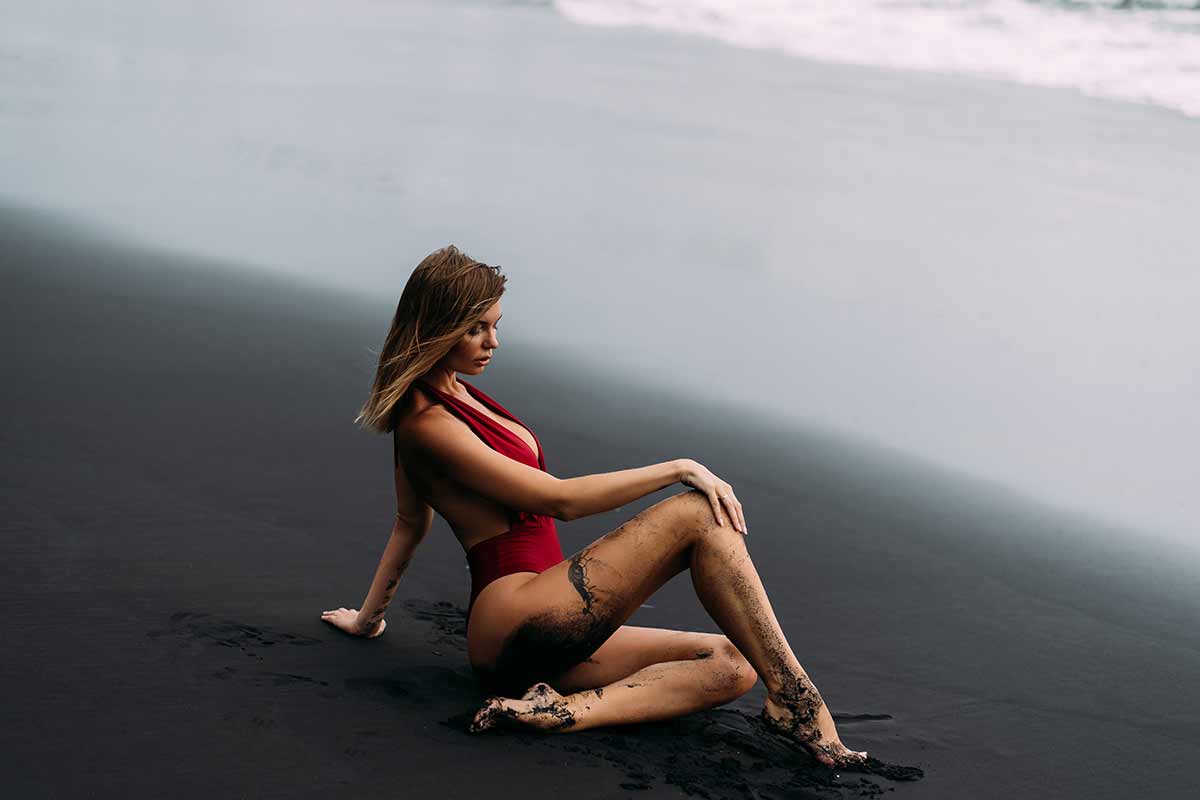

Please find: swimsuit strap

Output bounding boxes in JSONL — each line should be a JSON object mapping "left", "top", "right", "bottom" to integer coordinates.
{"left": 413, "top": 378, "right": 547, "bottom": 529}
{"left": 459, "top": 381, "right": 546, "bottom": 469}
{"left": 414, "top": 379, "right": 545, "bottom": 469}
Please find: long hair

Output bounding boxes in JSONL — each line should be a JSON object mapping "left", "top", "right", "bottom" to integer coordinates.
{"left": 355, "top": 245, "right": 506, "bottom": 433}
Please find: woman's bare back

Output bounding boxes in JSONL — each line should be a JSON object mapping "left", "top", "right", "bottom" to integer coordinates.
{"left": 393, "top": 382, "right": 540, "bottom": 553}
{"left": 392, "top": 380, "right": 566, "bottom": 663}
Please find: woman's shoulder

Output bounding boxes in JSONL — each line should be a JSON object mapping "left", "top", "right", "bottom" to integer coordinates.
{"left": 394, "top": 392, "right": 459, "bottom": 448}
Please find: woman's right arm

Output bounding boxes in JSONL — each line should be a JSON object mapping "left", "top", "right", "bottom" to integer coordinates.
{"left": 409, "top": 410, "right": 744, "bottom": 531}
{"left": 557, "top": 461, "right": 683, "bottom": 521}
{"left": 408, "top": 410, "right": 682, "bottom": 521}
{"left": 568, "top": 458, "right": 746, "bottom": 533}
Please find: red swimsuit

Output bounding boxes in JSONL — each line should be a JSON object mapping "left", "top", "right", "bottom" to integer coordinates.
{"left": 413, "top": 379, "right": 565, "bottom": 620}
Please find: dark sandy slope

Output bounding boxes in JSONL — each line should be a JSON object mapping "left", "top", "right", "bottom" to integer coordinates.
{"left": 3, "top": 204, "right": 1198, "bottom": 799}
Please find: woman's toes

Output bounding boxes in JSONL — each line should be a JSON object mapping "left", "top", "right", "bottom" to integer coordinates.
{"left": 469, "top": 698, "right": 506, "bottom": 733}
{"left": 832, "top": 746, "right": 869, "bottom": 768}
{"left": 468, "top": 685, "right": 577, "bottom": 734}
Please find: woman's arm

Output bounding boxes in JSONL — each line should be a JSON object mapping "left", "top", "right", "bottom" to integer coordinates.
{"left": 409, "top": 410, "right": 687, "bottom": 522}
{"left": 556, "top": 461, "right": 684, "bottom": 521}
{"left": 321, "top": 460, "right": 433, "bottom": 638}
{"left": 353, "top": 508, "right": 432, "bottom": 634}
{"left": 321, "top": 510, "right": 432, "bottom": 638}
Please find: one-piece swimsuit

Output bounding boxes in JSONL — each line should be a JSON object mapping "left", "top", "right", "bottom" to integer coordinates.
{"left": 412, "top": 379, "right": 565, "bottom": 624}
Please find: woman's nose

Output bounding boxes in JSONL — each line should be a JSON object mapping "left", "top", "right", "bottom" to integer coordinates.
{"left": 485, "top": 332, "right": 499, "bottom": 348}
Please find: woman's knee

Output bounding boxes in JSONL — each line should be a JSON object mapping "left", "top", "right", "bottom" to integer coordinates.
{"left": 718, "top": 637, "right": 758, "bottom": 697}
{"left": 663, "top": 490, "right": 749, "bottom": 560}
{"left": 695, "top": 634, "right": 757, "bottom": 700}
{"left": 655, "top": 489, "right": 727, "bottom": 537}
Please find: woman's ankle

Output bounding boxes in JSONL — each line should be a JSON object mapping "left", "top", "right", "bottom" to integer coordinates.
{"left": 764, "top": 674, "right": 825, "bottom": 731}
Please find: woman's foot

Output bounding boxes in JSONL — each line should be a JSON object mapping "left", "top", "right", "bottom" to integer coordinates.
{"left": 762, "top": 677, "right": 867, "bottom": 768}
{"left": 469, "top": 682, "right": 578, "bottom": 734}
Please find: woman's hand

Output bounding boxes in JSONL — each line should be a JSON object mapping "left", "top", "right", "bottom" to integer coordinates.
{"left": 677, "top": 459, "right": 747, "bottom": 534}
{"left": 320, "top": 607, "right": 386, "bottom": 638}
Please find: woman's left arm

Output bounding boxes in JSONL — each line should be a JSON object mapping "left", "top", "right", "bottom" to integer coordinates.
{"left": 360, "top": 507, "right": 433, "bottom": 632}
{"left": 321, "top": 503, "right": 433, "bottom": 638}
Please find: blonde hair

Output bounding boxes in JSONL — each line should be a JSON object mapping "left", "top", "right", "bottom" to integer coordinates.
{"left": 355, "top": 245, "right": 506, "bottom": 433}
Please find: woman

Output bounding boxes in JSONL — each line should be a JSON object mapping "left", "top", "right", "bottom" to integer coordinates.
{"left": 320, "top": 245, "right": 867, "bottom": 768}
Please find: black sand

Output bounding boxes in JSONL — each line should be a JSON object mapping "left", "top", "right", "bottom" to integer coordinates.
{"left": 3, "top": 204, "right": 1198, "bottom": 798}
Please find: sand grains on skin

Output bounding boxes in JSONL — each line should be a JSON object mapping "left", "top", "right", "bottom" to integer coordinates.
{"left": 470, "top": 682, "right": 579, "bottom": 733}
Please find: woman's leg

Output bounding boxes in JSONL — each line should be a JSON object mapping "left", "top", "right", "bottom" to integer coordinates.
{"left": 471, "top": 625, "right": 758, "bottom": 733}
{"left": 473, "top": 489, "right": 866, "bottom": 767}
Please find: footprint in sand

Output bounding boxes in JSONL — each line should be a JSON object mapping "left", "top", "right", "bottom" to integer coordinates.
{"left": 833, "top": 713, "right": 894, "bottom": 724}
{"left": 147, "top": 610, "right": 324, "bottom": 660}
{"left": 400, "top": 598, "right": 468, "bottom": 649}
{"left": 148, "top": 611, "right": 331, "bottom": 694}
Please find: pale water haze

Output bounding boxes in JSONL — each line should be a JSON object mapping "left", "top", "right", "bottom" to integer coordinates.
{"left": 2, "top": 0, "right": 1197, "bottom": 548}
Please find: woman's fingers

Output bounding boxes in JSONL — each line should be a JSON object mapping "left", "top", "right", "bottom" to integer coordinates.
{"left": 724, "top": 494, "right": 744, "bottom": 532}
{"left": 706, "top": 490, "right": 726, "bottom": 529}
{"left": 320, "top": 608, "right": 359, "bottom": 623}
{"left": 703, "top": 481, "right": 747, "bottom": 534}
{"left": 686, "top": 463, "right": 746, "bottom": 533}
{"left": 714, "top": 484, "right": 746, "bottom": 534}
{"left": 320, "top": 607, "right": 382, "bottom": 638}
{"left": 724, "top": 495, "right": 745, "bottom": 534}
{"left": 718, "top": 493, "right": 733, "bottom": 531}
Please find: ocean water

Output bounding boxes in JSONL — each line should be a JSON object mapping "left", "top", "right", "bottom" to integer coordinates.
{"left": 556, "top": 0, "right": 1200, "bottom": 117}
{"left": 1, "top": 0, "right": 1198, "bottom": 549}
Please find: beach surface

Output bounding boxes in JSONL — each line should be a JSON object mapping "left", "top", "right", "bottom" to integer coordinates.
{"left": 3, "top": 205, "right": 1199, "bottom": 798}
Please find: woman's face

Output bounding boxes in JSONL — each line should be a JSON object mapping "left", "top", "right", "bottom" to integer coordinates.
{"left": 447, "top": 301, "right": 501, "bottom": 375}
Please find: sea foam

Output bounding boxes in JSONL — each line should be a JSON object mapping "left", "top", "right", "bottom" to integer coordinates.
{"left": 555, "top": 0, "right": 1200, "bottom": 117}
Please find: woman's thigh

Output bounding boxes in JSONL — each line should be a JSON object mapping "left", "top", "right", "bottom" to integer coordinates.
{"left": 548, "top": 625, "right": 732, "bottom": 694}
{"left": 469, "top": 489, "right": 732, "bottom": 694}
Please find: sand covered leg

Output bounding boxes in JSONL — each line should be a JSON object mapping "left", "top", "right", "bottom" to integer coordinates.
{"left": 685, "top": 518, "right": 867, "bottom": 767}
{"left": 470, "top": 646, "right": 756, "bottom": 734}
{"left": 506, "top": 491, "right": 867, "bottom": 766}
